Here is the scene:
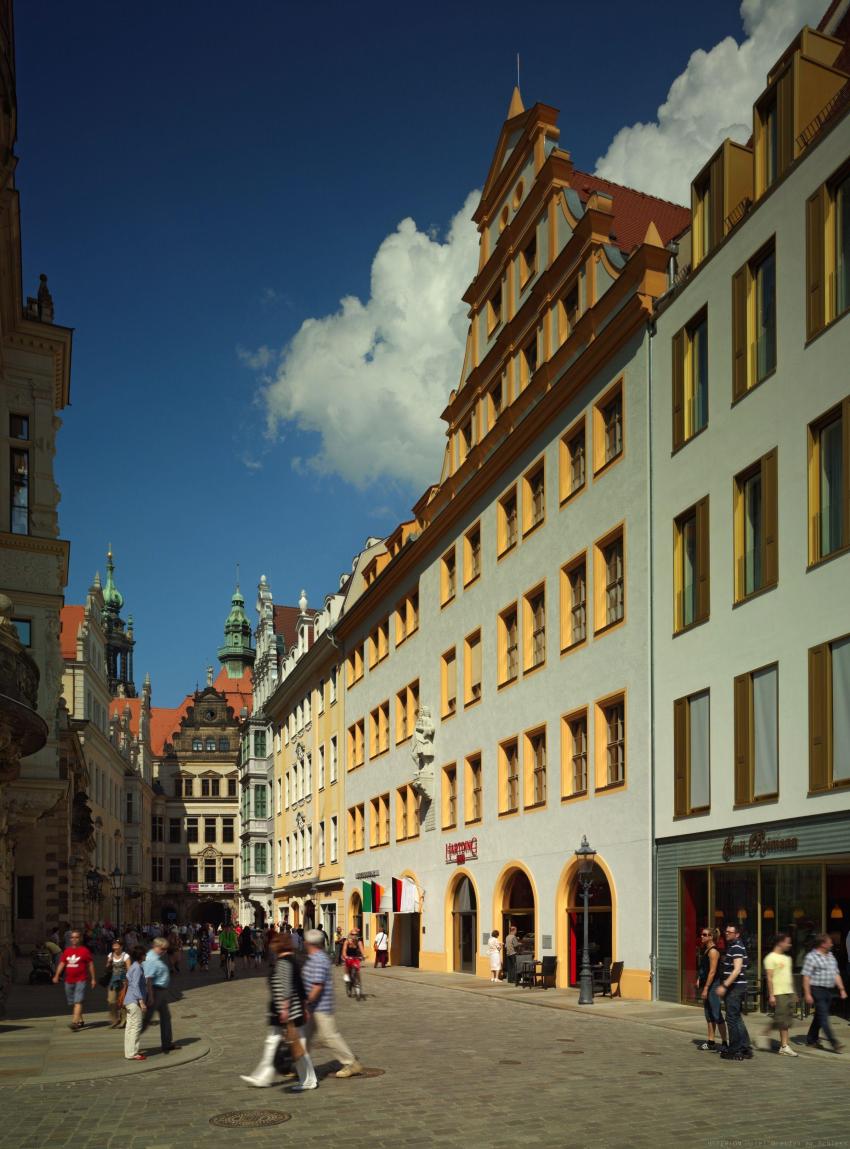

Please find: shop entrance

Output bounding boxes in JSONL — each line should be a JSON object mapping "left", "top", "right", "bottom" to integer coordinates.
{"left": 192, "top": 899, "right": 228, "bottom": 928}
{"left": 394, "top": 913, "right": 421, "bottom": 967}
{"left": 452, "top": 876, "right": 477, "bottom": 974}
{"left": 322, "top": 902, "right": 337, "bottom": 943}
{"left": 501, "top": 869, "right": 535, "bottom": 955}
{"left": 567, "top": 865, "right": 612, "bottom": 986}
{"left": 349, "top": 891, "right": 363, "bottom": 937}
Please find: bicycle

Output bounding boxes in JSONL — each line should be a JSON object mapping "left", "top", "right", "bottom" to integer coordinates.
{"left": 344, "top": 957, "right": 362, "bottom": 999}
{"left": 222, "top": 950, "right": 237, "bottom": 980}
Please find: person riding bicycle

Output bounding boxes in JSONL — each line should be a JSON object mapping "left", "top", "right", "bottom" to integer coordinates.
{"left": 342, "top": 931, "right": 365, "bottom": 996}
{"left": 219, "top": 923, "right": 239, "bottom": 980}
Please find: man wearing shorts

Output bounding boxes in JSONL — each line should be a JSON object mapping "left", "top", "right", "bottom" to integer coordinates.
{"left": 53, "top": 929, "right": 96, "bottom": 1030}
{"left": 763, "top": 932, "right": 798, "bottom": 1057}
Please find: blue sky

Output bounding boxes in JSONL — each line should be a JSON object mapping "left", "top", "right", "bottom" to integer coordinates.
{"left": 13, "top": 1, "right": 815, "bottom": 705}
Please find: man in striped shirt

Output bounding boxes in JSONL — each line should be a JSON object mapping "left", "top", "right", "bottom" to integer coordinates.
{"left": 802, "top": 934, "right": 847, "bottom": 1053}
{"left": 715, "top": 924, "right": 752, "bottom": 1061}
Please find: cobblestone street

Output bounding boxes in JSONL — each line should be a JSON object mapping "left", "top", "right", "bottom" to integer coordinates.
{"left": 1, "top": 965, "right": 848, "bottom": 1149}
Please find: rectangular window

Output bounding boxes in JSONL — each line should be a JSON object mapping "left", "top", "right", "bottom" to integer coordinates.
{"left": 593, "top": 381, "right": 623, "bottom": 474}
{"left": 808, "top": 400, "right": 849, "bottom": 564}
{"left": 441, "top": 547, "right": 457, "bottom": 605}
{"left": 809, "top": 634, "right": 850, "bottom": 792}
{"left": 497, "top": 486, "right": 518, "bottom": 557}
{"left": 395, "top": 679, "right": 419, "bottom": 743}
{"left": 464, "top": 523, "right": 481, "bottom": 586}
{"left": 520, "top": 233, "right": 537, "bottom": 285}
{"left": 369, "top": 700, "right": 390, "bottom": 757}
{"left": 151, "top": 815, "right": 163, "bottom": 842}
{"left": 396, "top": 589, "right": 419, "bottom": 645}
{"left": 522, "top": 459, "right": 545, "bottom": 535}
{"left": 499, "top": 737, "right": 520, "bottom": 815}
{"left": 368, "top": 618, "right": 390, "bottom": 668}
{"left": 347, "top": 643, "right": 364, "bottom": 687}
{"left": 488, "top": 379, "right": 504, "bottom": 426}
{"left": 168, "top": 818, "right": 181, "bottom": 844}
{"left": 560, "top": 553, "right": 587, "bottom": 651}
{"left": 498, "top": 603, "right": 519, "bottom": 686}
{"left": 347, "top": 803, "right": 365, "bottom": 853}
{"left": 330, "top": 815, "right": 338, "bottom": 862}
{"left": 10, "top": 447, "right": 29, "bottom": 535}
{"left": 693, "top": 171, "right": 715, "bottom": 264}
{"left": 673, "top": 690, "right": 711, "bottom": 816}
{"left": 559, "top": 418, "right": 586, "bottom": 503}
{"left": 330, "top": 735, "right": 338, "bottom": 783}
{"left": 524, "top": 727, "right": 547, "bottom": 808}
{"left": 347, "top": 718, "right": 365, "bottom": 769}
{"left": 441, "top": 648, "right": 457, "bottom": 718}
{"left": 594, "top": 526, "right": 625, "bottom": 632}
{"left": 674, "top": 497, "right": 710, "bottom": 632}
{"left": 595, "top": 694, "right": 626, "bottom": 791}
{"left": 734, "top": 664, "right": 778, "bottom": 804}
{"left": 672, "top": 309, "right": 709, "bottom": 450}
{"left": 558, "top": 281, "right": 580, "bottom": 343}
{"left": 487, "top": 283, "right": 503, "bottom": 335}
{"left": 204, "top": 817, "right": 216, "bottom": 843}
{"left": 253, "top": 785, "right": 267, "bottom": 817}
{"left": 465, "top": 754, "right": 483, "bottom": 824}
{"left": 523, "top": 583, "right": 546, "bottom": 671}
{"left": 464, "top": 630, "right": 482, "bottom": 706}
{"left": 319, "top": 822, "right": 326, "bottom": 867}
{"left": 396, "top": 785, "right": 419, "bottom": 842}
{"left": 11, "top": 618, "right": 31, "bottom": 646}
{"left": 169, "top": 858, "right": 181, "bottom": 884}
{"left": 318, "top": 744, "right": 325, "bottom": 790}
{"left": 732, "top": 240, "right": 776, "bottom": 399}
{"left": 255, "top": 842, "right": 268, "bottom": 874}
{"left": 186, "top": 858, "right": 198, "bottom": 883}
{"left": 370, "top": 794, "right": 390, "bottom": 847}
{"left": 16, "top": 875, "right": 34, "bottom": 919}
{"left": 222, "top": 858, "right": 234, "bottom": 884}
{"left": 520, "top": 333, "right": 538, "bottom": 389}
{"left": 734, "top": 451, "right": 778, "bottom": 601}
{"left": 153, "top": 858, "right": 165, "bottom": 883}
{"left": 442, "top": 763, "right": 458, "bottom": 830}
{"left": 186, "top": 817, "right": 198, "bottom": 844}
{"left": 562, "top": 710, "right": 588, "bottom": 798}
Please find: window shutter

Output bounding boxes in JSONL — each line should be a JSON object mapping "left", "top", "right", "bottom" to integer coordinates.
{"left": 732, "top": 265, "right": 748, "bottom": 400}
{"left": 672, "top": 328, "right": 686, "bottom": 450}
{"left": 762, "top": 448, "right": 779, "bottom": 588}
{"left": 696, "top": 496, "right": 710, "bottom": 623}
{"left": 733, "top": 673, "right": 751, "bottom": 805}
{"left": 673, "top": 697, "right": 689, "bottom": 816}
{"left": 808, "top": 644, "right": 830, "bottom": 793}
{"left": 806, "top": 186, "right": 826, "bottom": 339}
{"left": 710, "top": 153, "right": 725, "bottom": 244}
{"left": 777, "top": 72, "right": 793, "bottom": 176}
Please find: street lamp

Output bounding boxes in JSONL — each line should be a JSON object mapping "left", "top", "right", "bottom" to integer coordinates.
{"left": 109, "top": 866, "right": 124, "bottom": 929}
{"left": 574, "top": 835, "right": 597, "bottom": 1005}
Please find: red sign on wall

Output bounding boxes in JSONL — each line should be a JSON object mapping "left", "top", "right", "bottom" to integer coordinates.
{"left": 445, "top": 838, "right": 478, "bottom": 865}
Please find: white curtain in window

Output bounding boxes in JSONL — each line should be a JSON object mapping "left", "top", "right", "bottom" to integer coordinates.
{"left": 689, "top": 690, "right": 710, "bottom": 809}
{"left": 832, "top": 637, "right": 850, "bottom": 781}
{"left": 753, "top": 666, "right": 778, "bottom": 797}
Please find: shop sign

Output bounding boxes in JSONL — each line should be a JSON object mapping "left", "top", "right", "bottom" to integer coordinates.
{"left": 446, "top": 837, "right": 478, "bottom": 865}
{"left": 721, "top": 831, "right": 799, "bottom": 862}
{"left": 355, "top": 869, "right": 380, "bottom": 880}
{"left": 186, "top": 882, "right": 236, "bottom": 893}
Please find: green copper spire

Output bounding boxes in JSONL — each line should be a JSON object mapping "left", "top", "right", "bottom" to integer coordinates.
{"left": 217, "top": 582, "right": 255, "bottom": 679}
{"left": 102, "top": 545, "right": 124, "bottom": 614}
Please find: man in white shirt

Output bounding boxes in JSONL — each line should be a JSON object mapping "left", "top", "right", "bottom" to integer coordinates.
{"left": 373, "top": 925, "right": 389, "bottom": 968}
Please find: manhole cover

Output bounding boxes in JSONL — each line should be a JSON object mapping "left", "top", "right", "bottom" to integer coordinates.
{"left": 499, "top": 1059, "right": 522, "bottom": 1065}
{"left": 638, "top": 1071, "right": 663, "bottom": 1077}
{"left": 356, "top": 1067, "right": 385, "bottom": 1078}
{"left": 210, "top": 1111, "right": 292, "bottom": 1128}
{"left": 183, "top": 1013, "right": 198, "bottom": 1019}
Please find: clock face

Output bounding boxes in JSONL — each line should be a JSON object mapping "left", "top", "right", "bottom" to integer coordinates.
{"left": 205, "top": 709, "right": 216, "bottom": 721}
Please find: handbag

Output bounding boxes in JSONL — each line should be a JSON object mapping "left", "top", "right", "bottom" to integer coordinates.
{"left": 285, "top": 1022, "right": 304, "bottom": 1061}
{"left": 98, "top": 970, "right": 112, "bottom": 988}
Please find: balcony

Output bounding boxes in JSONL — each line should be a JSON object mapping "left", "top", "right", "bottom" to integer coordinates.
{"left": 241, "top": 873, "right": 273, "bottom": 895}
{"left": 240, "top": 815, "right": 273, "bottom": 838}
{"left": 239, "top": 755, "right": 271, "bottom": 782}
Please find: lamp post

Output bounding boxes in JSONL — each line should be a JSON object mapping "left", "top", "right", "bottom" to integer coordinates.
{"left": 574, "top": 835, "right": 597, "bottom": 1005}
{"left": 109, "top": 866, "right": 124, "bottom": 930}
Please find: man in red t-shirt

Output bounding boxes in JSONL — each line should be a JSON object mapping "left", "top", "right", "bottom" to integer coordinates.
{"left": 53, "top": 929, "right": 96, "bottom": 1030}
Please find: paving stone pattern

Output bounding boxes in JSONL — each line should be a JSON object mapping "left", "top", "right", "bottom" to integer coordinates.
{"left": 0, "top": 964, "right": 848, "bottom": 1149}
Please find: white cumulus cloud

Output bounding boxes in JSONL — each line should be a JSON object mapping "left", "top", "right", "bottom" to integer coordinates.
{"left": 595, "top": 0, "right": 826, "bottom": 203}
{"left": 254, "top": 192, "right": 479, "bottom": 491}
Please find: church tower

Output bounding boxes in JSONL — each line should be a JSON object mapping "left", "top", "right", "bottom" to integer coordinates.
{"left": 217, "top": 583, "right": 255, "bottom": 680}
{"left": 101, "top": 547, "right": 136, "bottom": 698}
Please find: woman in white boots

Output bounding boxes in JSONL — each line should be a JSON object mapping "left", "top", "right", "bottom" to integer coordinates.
{"left": 240, "top": 932, "right": 318, "bottom": 1092}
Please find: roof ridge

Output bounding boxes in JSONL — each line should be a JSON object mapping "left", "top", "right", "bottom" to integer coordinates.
{"left": 573, "top": 168, "right": 689, "bottom": 212}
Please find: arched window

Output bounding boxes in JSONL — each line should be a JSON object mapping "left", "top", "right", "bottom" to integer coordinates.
{"left": 205, "top": 738, "right": 216, "bottom": 752}
{"left": 218, "top": 737, "right": 230, "bottom": 752}
{"left": 192, "top": 738, "right": 202, "bottom": 752}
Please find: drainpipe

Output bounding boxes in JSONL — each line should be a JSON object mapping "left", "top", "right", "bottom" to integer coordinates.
{"left": 647, "top": 316, "right": 658, "bottom": 1000}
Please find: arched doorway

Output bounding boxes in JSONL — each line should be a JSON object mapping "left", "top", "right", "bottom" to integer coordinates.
{"left": 349, "top": 890, "right": 363, "bottom": 936}
{"left": 193, "top": 900, "right": 227, "bottom": 928}
{"left": 567, "top": 864, "right": 613, "bottom": 986}
{"left": 500, "top": 868, "right": 536, "bottom": 952}
{"left": 290, "top": 902, "right": 301, "bottom": 928}
{"left": 303, "top": 899, "right": 316, "bottom": 930}
{"left": 451, "top": 875, "right": 477, "bottom": 974}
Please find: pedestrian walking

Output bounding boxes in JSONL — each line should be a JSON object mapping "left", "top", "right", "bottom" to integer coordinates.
{"left": 142, "top": 937, "right": 178, "bottom": 1054}
{"left": 105, "top": 939, "right": 131, "bottom": 1028}
{"left": 373, "top": 926, "right": 389, "bottom": 968}
{"left": 52, "top": 929, "right": 96, "bottom": 1030}
{"left": 198, "top": 926, "right": 210, "bottom": 971}
{"left": 167, "top": 929, "right": 182, "bottom": 974}
{"left": 240, "top": 933, "right": 317, "bottom": 1091}
{"left": 252, "top": 929, "right": 266, "bottom": 967}
{"left": 505, "top": 925, "right": 520, "bottom": 985}
{"left": 123, "top": 945, "right": 149, "bottom": 1060}
{"left": 334, "top": 926, "right": 345, "bottom": 966}
{"left": 302, "top": 929, "right": 364, "bottom": 1078}
{"left": 802, "top": 933, "right": 847, "bottom": 1052}
{"left": 487, "top": 929, "right": 503, "bottom": 983}
{"left": 696, "top": 927, "right": 727, "bottom": 1052}
{"left": 763, "top": 932, "right": 798, "bottom": 1056}
{"left": 240, "top": 924, "right": 254, "bottom": 970}
{"left": 219, "top": 922, "right": 239, "bottom": 979}
{"left": 715, "top": 923, "right": 752, "bottom": 1061}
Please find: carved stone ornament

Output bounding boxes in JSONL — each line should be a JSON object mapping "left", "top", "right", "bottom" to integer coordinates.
{"left": 409, "top": 705, "right": 436, "bottom": 830}
{"left": 71, "top": 790, "right": 95, "bottom": 845}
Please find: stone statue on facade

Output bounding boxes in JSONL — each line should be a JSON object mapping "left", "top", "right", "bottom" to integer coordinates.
{"left": 409, "top": 705, "right": 435, "bottom": 830}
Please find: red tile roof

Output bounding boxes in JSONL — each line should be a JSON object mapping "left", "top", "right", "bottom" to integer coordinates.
{"left": 109, "top": 696, "right": 142, "bottom": 737}
{"left": 572, "top": 170, "right": 691, "bottom": 253}
{"left": 214, "top": 666, "right": 253, "bottom": 719}
{"left": 60, "top": 605, "right": 85, "bottom": 660}
{"left": 150, "top": 702, "right": 191, "bottom": 757}
{"left": 273, "top": 604, "right": 316, "bottom": 651}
